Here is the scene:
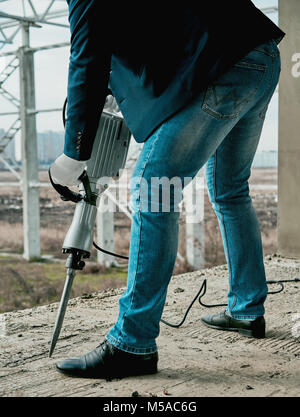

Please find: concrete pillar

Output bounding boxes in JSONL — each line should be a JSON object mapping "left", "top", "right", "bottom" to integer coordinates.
{"left": 19, "top": 24, "right": 40, "bottom": 260}
{"left": 278, "top": 1, "right": 300, "bottom": 257}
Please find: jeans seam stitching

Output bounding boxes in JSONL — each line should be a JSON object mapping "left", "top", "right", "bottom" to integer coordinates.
{"left": 202, "top": 66, "right": 267, "bottom": 120}
{"left": 265, "top": 53, "right": 277, "bottom": 100}
{"left": 253, "top": 48, "right": 274, "bottom": 58}
{"left": 213, "top": 149, "right": 234, "bottom": 314}
{"left": 254, "top": 39, "right": 279, "bottom": 58}
{"left": 257, "top": 52, "right": 277, "bottom": 110}
{"left": 235, "top": 62, "right": 266, "bottom": 71}
{"left": 220, "top": 209, "right": 235, "bottom": 314}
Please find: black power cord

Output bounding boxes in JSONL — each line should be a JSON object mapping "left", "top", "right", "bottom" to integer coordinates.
{"left": 93, "top": 241, "right": 129, "bottom": 260}
{"left": 160, "top": 277, "right": 300, "bottom": 328}
{"left": 61, "top": 101, "right": 300, "bottom": 329}
{"left": 95, "top": 238, "right": 300, "bottom": 328}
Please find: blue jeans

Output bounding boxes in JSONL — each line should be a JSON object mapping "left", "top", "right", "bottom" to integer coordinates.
{"left": 106, "top": 39, "right": 281, "bottom": 354}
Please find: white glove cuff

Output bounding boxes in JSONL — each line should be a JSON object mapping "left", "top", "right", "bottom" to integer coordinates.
{"left": 51, "top": 153, "right": 88, "bottom": 186}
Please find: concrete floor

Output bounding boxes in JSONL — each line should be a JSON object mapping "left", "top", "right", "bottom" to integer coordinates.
{"left": 0, "top": 253, "right": 299, "bottom": 397}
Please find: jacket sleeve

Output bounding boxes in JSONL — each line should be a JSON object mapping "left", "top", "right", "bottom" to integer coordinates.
{"left": 64, "top": 0, "right": 111, "bottom": 161}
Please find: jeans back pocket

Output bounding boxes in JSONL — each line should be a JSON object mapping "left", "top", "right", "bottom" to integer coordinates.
{"left": 202, "top": 61, "right": 267, "bottom": 120}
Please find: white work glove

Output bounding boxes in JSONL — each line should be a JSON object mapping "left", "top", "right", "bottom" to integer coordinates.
{"left": 104, "top": 95, "right": 121, "bottom": 114}
{"left": 50, "top": 153, "right": 88, "bottom": 187}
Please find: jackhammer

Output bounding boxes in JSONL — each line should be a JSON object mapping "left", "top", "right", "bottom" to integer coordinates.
{"left": 48, "top": 95, "right": 131, "bottom": 357}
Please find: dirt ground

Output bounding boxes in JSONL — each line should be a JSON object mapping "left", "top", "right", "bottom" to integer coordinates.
{"left": 0, "top": 253, "right": 299, "bottom": 397}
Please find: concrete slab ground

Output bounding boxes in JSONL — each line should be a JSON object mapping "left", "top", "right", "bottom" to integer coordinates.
{"left": 0, "top": 253, "right": 299, "bottom": 398}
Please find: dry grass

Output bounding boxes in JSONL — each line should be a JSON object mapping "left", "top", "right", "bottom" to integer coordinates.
{"left": 0, "top": 222, "right": 23, "bottom": 253}
{"left": 0, "top": 222, "right": 70, "bottom": 256}
{"left": 0, "top": 257, "right": 127, "bottom": 313}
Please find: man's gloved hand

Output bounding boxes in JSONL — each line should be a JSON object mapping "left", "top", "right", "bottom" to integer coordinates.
{"left": 50, "top": 153, "right": 88, "bottom": 187}
{"left": 105, "top": 95, "right": 120, "bottom": 114}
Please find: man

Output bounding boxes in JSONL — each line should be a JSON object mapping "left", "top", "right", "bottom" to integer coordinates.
{"left": 50, "top": 1, "right": 285, "bottom": 379}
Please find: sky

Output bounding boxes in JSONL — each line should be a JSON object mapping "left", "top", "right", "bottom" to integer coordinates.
{"left": 0, "top": 0, "right": 279, "bottom": 152}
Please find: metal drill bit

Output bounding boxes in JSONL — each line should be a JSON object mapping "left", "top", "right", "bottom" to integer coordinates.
{"left": 49, "top": 268, "right": 76, "bottom": 357}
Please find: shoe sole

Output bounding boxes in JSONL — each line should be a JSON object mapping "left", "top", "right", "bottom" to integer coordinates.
{"left": 56, "top": 364, "right": 158, "bottom": 380}
{"left": 200, "top": 319, "right": 265, "bottom": 339}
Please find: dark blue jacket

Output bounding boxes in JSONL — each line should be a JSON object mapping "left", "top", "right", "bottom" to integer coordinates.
{"left": 64, "top": 1, "right": 284, "bottom": 161}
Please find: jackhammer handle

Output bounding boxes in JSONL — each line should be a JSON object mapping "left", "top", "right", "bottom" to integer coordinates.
{"left": 48, "top": 168, "right": 97, "bottom": 206}
{"left": 48, "top": 167, "right": 83, "bottom": 203}
{"left": 62, "top": 89, "right": 112, "bottom": 128}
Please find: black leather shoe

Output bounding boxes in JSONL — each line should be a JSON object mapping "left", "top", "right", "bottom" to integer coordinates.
{"left": 56, "top": 339, "right": 158, "bottom": 379}
{"left": 201, "top": 310, "right": 265, "bottom": 338}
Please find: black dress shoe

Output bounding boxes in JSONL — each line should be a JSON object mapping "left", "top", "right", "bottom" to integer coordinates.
{"left": 201, "top": 310, "right": 265, "bottom": 338}
{"left": 56, "top": 339, "right": 158, "bottom": 379}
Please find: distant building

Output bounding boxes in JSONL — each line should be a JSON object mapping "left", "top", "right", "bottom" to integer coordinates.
{"left": 0, "top": 128, "right": 17, "bottom": 170}
{"left": 0, "top": 129, "right": 64, "bottom": 170}
{"left": 252, "top": 150, "right": 278, "bottom": 168}
{"left": 37, "top": 131, "right": 64, "bottom": 167}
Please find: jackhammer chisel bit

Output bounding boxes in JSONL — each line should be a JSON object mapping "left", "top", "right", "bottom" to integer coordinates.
{"left": 49, "top": 251, "right": 85, "bottom": 357}
{"left": 49, "top": 268, "right": 76, "bottom": 357}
